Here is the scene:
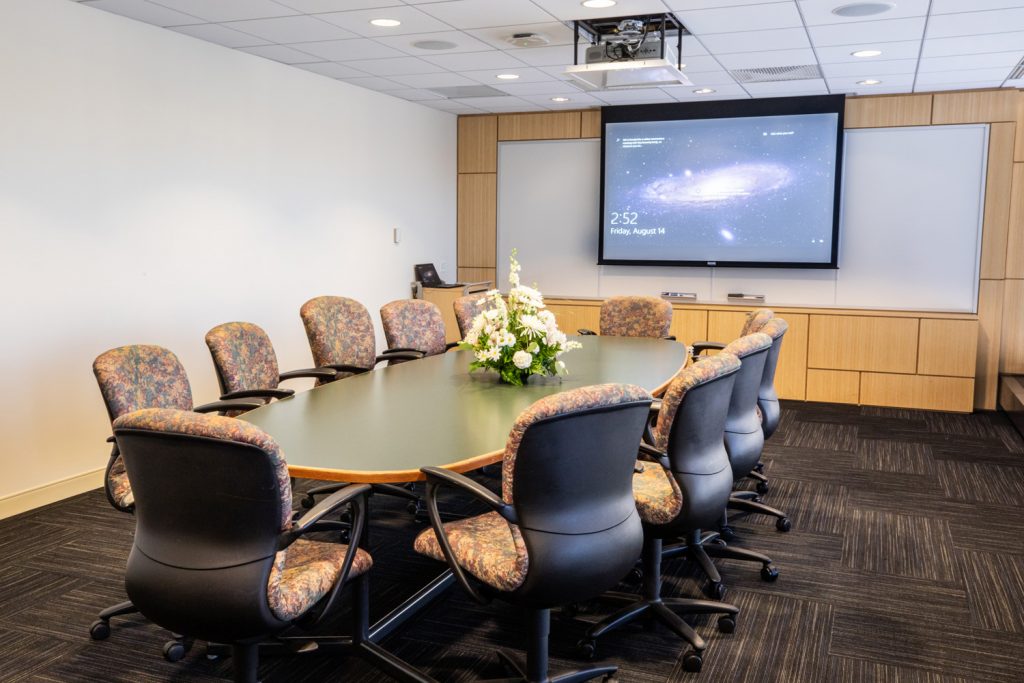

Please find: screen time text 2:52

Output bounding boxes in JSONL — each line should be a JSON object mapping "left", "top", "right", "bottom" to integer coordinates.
{"left": 609, "top": 211, "right": 639, "bottom": 225}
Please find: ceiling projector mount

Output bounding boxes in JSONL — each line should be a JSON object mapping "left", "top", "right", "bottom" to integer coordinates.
{"left": 565, "top": 13, "right": 692, "bottom": 91}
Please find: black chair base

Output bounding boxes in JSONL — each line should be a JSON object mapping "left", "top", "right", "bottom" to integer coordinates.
{"left": 580, "top": 538, "right": 738, "bottom": 673}
{"left": 726, "top": 495, "right": 792, "bottom": 533}
{"left": 302, "top": 482, "right": 423, "bottom": 519}
{"left": 90, "top": 600, "right": 193, "bottom": 662}
{"left": 663, "top": 529, "right": 779, "bottom": 599}
{"left": 745, "top": 469, "right": 770, "bottom": 494}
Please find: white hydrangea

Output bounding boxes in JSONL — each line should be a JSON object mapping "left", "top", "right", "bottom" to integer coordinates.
{"left": 512, "top": 350, "right": 533, "bottom": 369}
{"left": 537, "top": 309, "right": 556, "bottom": 329}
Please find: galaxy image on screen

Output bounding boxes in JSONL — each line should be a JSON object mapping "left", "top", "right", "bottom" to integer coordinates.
{"left": 602, "top": 113, "right": 839, "bottom": 265}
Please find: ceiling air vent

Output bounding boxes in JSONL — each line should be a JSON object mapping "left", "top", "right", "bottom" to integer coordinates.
{"left": 1007, "top": 57, "right": 1024, "bottom": 81}
{"left": 730, "top": 64, "right": 823, "bottom": 83}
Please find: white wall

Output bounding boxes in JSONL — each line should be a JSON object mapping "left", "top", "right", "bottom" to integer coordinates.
{"left": 0, "top": 0, "right": 456, "bottom": 509}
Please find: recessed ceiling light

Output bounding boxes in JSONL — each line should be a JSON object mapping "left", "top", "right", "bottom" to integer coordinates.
{"left": 832, "top": 2, "right": 895, "bottom": 18}
{"left": 851, "top": 49, "right": 882, "bottom": 58}
{"left": 412, "top": 40, "right": 458, "bottom": 50}
{"left": 551, "top": 97, "right": 571, "bottom": 102}
{"left": 369, "top": 18, "right": 401, "bottom": 27}
{"left": 496, "top": 73, "right": 520, "bottom": 80}
{"left": 582, "top": 0, "right": 617, "bottom": 8}
{"left": 857, "top": 79, "right": 882, "bottom": 85}
{"left": 693, "top": 88, "right": 715, "bottom": 94}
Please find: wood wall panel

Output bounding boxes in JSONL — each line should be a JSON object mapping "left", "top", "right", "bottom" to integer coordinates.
{"left": 1006, "top": 164, "right": 1024, "bottom": 279}
{"left": 932, "top": 89, "right": 1020, "bottom": 124}
{"left": 457, "top": 173, "right": 496, "bottom": 268}
{"left": 1001, "top": 279, "right": 1024, "bottom": 374}
{"left": 707, "top": 310, "right": 750, "bottom": 342}
{"left": 807, "top": 369, "right": 860, "bottom": 404}
{"left": 860, "top": 373, "right": 975, "bottom": 413}
{"left": 422, "top": 287, "right": 465, "bottom": 344}
{"left": 976, "top": 279, "right": 1005, "bottom": 410}
{"left": 1017, "top": 97, "right": 1024, "bottom": 162}
{"left": 844, "top": 94, "right": 932, "bottom": 128}
{"left": 980, "top": 123, "right": 1015, "bottom": 279}
{"left": 581, "top": 109, "right": 601, "bottom": 138}
{"left": 547, "top": 302, "right": 601, "bottom": 336}
{"left": 808, "top": 315, "right": 919, "bottom": 374}
{"left": 457, "top": 115, "right": 496, "bottom": 173}
{"left": 498, "top": 112, "right": 581, "bottom": 141}
{"left": 917, "top": 319, "right": 978, "bottom": 378}
{"left": 669, "top": 309, "right": 708, "bottom": 347}
{"left": 775, "top": 313, "right": 809, "bottom": 401}
{"left": 457, "top": 267, "right": 496, "bottom": 287}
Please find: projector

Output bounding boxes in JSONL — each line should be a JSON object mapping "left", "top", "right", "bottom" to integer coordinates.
{"left": 565, "top": 14, "right": 692, "bottom": 90}
{"left": 585, "top": 37, "right": 665, "bottom": 64}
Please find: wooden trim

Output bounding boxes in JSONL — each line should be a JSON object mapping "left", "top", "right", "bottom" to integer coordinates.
{"left": 979, "top": 123, "right": 1015, "bottom": 279}
{"left": 498, "top": 111, "right": 581, "bottom": 141}
{"left": 457, "top": 173, "right": 496, "bottom": 268}
{"left": 1017, "top": 95, "right": 1024, "bottom": 162}
{"left": 975, "top": 279, "right": 1005, "bottom": 410}
{"left": 844, "top": 94, "right": 932, "bottom": 128}
{"left": 457, "top": 115, "right": 497, "bottom": 173}
{"left": 0, "top": 468, "right": 103, "bottom": 520}
{"left": 807, "top": 315, "right": 919, "bottom": 374}
{"left": 932, "top": 89, "right": 1020, "bottom": 124}
{"left": 806, "top": 369, "right": 860, "bottom": 404}
{"left": 1001, "top": 278, "right": 1024, "bottom": 374}
{"left": 1006, "top": 163, "right": 1024, "bottom": 279}
{"left": 457, "top": 266, "right": 496, "bottom": 286}
{"left": 288, "top": 451, "right": 503, "bottom": 484}
{"left": 581, "top": 109, "right": 601, "bottom": 138}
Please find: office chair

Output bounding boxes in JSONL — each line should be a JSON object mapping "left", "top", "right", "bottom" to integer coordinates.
{"left": 580, "top": 356, "right": 742, "bottom": 672}
{"left": 205, "top": 321, "right": 337, "bottom": 408}
{"left": 578, "top": 295, "right": 675, "bottom": 339}
{"left": 380, "top": 299, "right": 459, "bottom": 361}
{"left": 112, "top": 409, "right": 423, "bottom": 683}
{"left": 300, "top": 295, "right": 423, "bottom": 382}
{"left": 756, "top": 317, "right": 789, "bottom": 440}
{"left": 91, "top": 345, "right": 263, "bottom": 658}
{"left": 415, "top": 384, "right": 653, "bottom": 683}
{"left": 453, "top": 292, "right": 489, "bottom": 340}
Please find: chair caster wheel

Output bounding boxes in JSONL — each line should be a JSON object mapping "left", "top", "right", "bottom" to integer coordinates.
{"left": 776, "top": 517, "right": 792, "bottom": 532}
{"left": 719, "top": 525, "right": 736, "bottom": 542}
{"left": 576, "top": 639, "right": 597, "bottom": 661}
{"left": 602, "top": 676, "right": 619, "bottom": 683}
{"left": 756, "top": 481, "right": 769, "bottom": 495}
{"left": 89, "top": 620, "right": 110, "bottom": 641}
{"left": 338, "top": 527, "right": 351, "bottom": 544}
{"left": 628, "top": 566, "right": 644, "bottom": 583}
{"left": 705, "top": 581, "right": 726, "bottom": 600}
{"left": 761, "top": 565, "right": 780, "bottom": 582}
{"left": 753, "top": 462, "right": 765, "bottom": 473}
{"left": 300, "top": 496, "right": 316, "bottom": 510}
{"left": 683, "top": 651, "right": 703, "bottom": 673}
{"left": 163, "top": 640, "right": 187, "bottom": 662}
{"left": 718, "top": 615, "right": 736, "bottom": 634}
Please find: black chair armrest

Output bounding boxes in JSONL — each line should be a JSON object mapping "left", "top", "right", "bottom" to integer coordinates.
{"left": 324, "top": 364, "right": 371, "bottom": 376}
{"left": 420, "top": 466, "right": 514, "bottom": 604}
{"left": 691, "top": 341, "right": 726, "bottom": 356}
{"left": 578, "top": 328, "right": 597, "bottom": 336}
{"left": 192, "top": 399, "right": 266, "bottom": 414}
{"left": 106, "top": 435, "right": 116, "bottom": 443}
{"left": 219, "top": 388, "right": 295, "bottom": 401}
{"left": 444, "top": 341, "right": 460, "bottom": 350}
{"left": 638, "top": 442, "right": 671, "bottom": 470}
{"left": 663, "top": 335, "right": 677, "bottom": 341}
{"left": 280, "top": 483, "right": 371, "bottom": 624}
{"left": 643, "top": 399, "right": 662, "bottom": 445}
{"left": 382, "top": 347, "right": 421, "bottom": 355}
{"left": 374, "top": 351, "right": 424, "bottom": 365}
{"left": 279, "top": 368, "right": 338, "bottom": 382}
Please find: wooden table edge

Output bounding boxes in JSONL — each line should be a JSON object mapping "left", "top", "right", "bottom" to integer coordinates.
{"left": 288, "top": 449, "right": 505, "bottom": 483}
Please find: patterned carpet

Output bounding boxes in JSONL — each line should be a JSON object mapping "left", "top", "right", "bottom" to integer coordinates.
{"left": 2, "top": 400, "right": 1023, "bottom": 682}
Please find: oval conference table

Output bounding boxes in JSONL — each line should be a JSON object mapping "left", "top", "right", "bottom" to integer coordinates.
{"left": 238, "top": 336, "right": 689, "bottom": 680}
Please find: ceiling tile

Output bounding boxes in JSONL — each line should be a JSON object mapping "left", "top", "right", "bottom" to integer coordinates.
{"left": 915, "top": 67, "right": 1017, "bottom": 85}
{"left": 531, "top": 0, "right": 673, "bottom": 22}
{"left": 466, "top": 22, "right": 576, "bottom": 50}
{"left": 926, "top": 8, "right": 1024, "bottom": 39}
{"left": 292, "top": 61, "right": 369, "bottom": 78}
{"left": 316, "top": 6, "right": 452, "bottom": 37}
{"left": 915, "top": 80, "right": 1005, "bottom": 91}
{"left": 421, "top": 50, "right": 528, "bottom": 71}
{"left": 417, "top": 100, "right": 483, "bottom": 114}
{"left": 82, "top": 0, "right": 201, "bottom": 26}
{"left": 742, "top": 78, "right": 827, "bottom": 96}
{"left": 504, "top": 44, "right": 587, "bottom": 67}
{"left": 700, "top": 28, "right": 811, "bottom": 53}
{"left": 416, "top": 0, "right": 555, "bottom": 30}
{"left": 237, "top": 43, "right": 322, "bottom": 63}
{"left": 293, "top": 38, "right": 406, "bottom": 60}
{"left": 808, "top": 17, "right": 926, "bottom": 47}
{"left": 344, "top": 56, "right": 447, "bottom": 76}
{"left": 715, "top": 48, "right": 817, "bottom": 70}
{"left": 448, "top": 95, "right": 525, "bottom": 109}
{"left": 275, "top": 0, "right": 398, "bottom": 11}
{"left": 151, "top": 0, "right": 298, "bottom": 22}
{"left": 519, "top": 92, "right": 604, "bottom": 107}
{"left": 931, "top": 0, "right": 1024, "bottom": 13}
{"left": 168, "top": 23, "right": 270, "bottom": 48}
{"left": 460, "top": 67, "right": 557, "bottom": 85}
{"left": 594, "top": 87, "right": 676, "bottom": 104}
{"left": 685, "top": 69, "right": 738, "bottom": 86}
{"left": 827, "top": 76, "right": 915, "bottom": 95}
{"left": 666, "top": 0, "right": 783, "bottom": 8}
{"left": 374, "top": 30, "right": 496, "bottom": 56}
{"left": 674, "top": 55, "right": 725, "bottom": 72}
{"left": 663, "top": 82, "right": 750, "bottom": 100}
{"left": 337, "top": 75, "right": 406, "bottom": 90}
{"left": 797, "top": 0, "right": 929, "bottom": 25}
{"left": 387, "top": 88, "right": 447, "bottom": 101}
{"left": 537, "top": 64, "right": 580, "bottom": 81}
{"left": 674, "top": 3, "right": 802, "bottom": 34}
{"left": 820, "top": 58, "right": 918, "bottom": 77}
{"left": 918, "top": 51, "right": 1022, "bottom": 73}
{"left": 814, "top": 40, "right": 922, "bottom": 63}
{"left": 223, "top": 15, "right": 357, "bottom": 43}
{"left": 493, "top": 80, "right": 583, "bottom": 96}
{"left": 389, "top": 72, "right": 480, "bottom": 88}
{"left": 922, "top": 31, "right": 1024, "bottom": 57}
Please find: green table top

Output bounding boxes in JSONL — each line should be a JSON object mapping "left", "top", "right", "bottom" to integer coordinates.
{"left": 240, "top": 336, "right": 688, "bottom": 483}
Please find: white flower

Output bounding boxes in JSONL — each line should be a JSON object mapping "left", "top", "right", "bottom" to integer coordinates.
{"left": 476, "top": 347, "right": 501, "bottom": 363}
{"left": 512, "top": 350, "right": 533, "bottom": 369}
{"left": 545, "top": 328, "right": 567, "bottom": 347}
{"left": 555, "top": 360, "right": 566, "bottom": 375}
{"left": 519, "top": 314, "right": 547, "bottom": 337}
{"left": 509, "top": 285, "right": 544, "bottom": 310}
{"left": 538, "top": 309, "right": 556, "bottom": 329}
{"left": 497, "top": 330, "right": 516, "bottom": 347}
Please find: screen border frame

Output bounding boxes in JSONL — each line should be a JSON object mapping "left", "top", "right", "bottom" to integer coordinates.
{"left": 597, "top": 94, "right": 846, "bottom": 269}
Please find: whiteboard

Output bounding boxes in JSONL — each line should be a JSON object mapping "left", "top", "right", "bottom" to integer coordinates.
{"left": 496, "top": 125, "right": 987, "bottom": 313}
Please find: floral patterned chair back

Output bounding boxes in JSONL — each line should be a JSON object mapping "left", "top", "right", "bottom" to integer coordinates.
{"left": 453, "top": 293, "right": 488, "bottom": 339}
{"left": 739, "top": 308, "right": 775, "bottom": 336}
{"left": 299, "top": 296, "right": 378, "bottom": 380}
{"left": 380, "top": 299, "right": 447, "bottom": 357}
{"left": 205, "top": 322, "right": 281, "bottom": 397}
{"left": 600, "top": 296, "right": 673, "bottom": 338}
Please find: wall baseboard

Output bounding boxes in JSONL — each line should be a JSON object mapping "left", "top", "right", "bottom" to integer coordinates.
{"left": 0, "top": 468, "right": 104, "bottom": 520}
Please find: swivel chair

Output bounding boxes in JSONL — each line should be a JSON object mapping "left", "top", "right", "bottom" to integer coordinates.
{"left": 580, "top": 357, "right": 742, "bottom": 672}
{"left": 453, "top": 292, "right": 489, "bottom": 340}
{"left": 756, "top": 317, "right": 789, "bottom": 440}
{"left": 113, "top": 409, "right": 425, "bottom": 683}
{"left": 415, "top": 384, "right": 652, "bottom": 683}
{"left": 579, "top": 295, "right": 675, "bottom": 339}
{"left": 380, "top": 299, "right": 459, "bottom": 362}
{"left": 90, "top": 345, "right": 263, "bottom": 658}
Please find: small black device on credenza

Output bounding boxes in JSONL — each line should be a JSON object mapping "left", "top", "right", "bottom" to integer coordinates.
{"left": 414, "top": 263, "right": 461, "bottom": 288}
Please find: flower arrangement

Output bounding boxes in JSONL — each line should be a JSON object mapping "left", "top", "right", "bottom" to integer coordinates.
{"left": 461, "top": 250, "right": 582, "bottom": 386}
